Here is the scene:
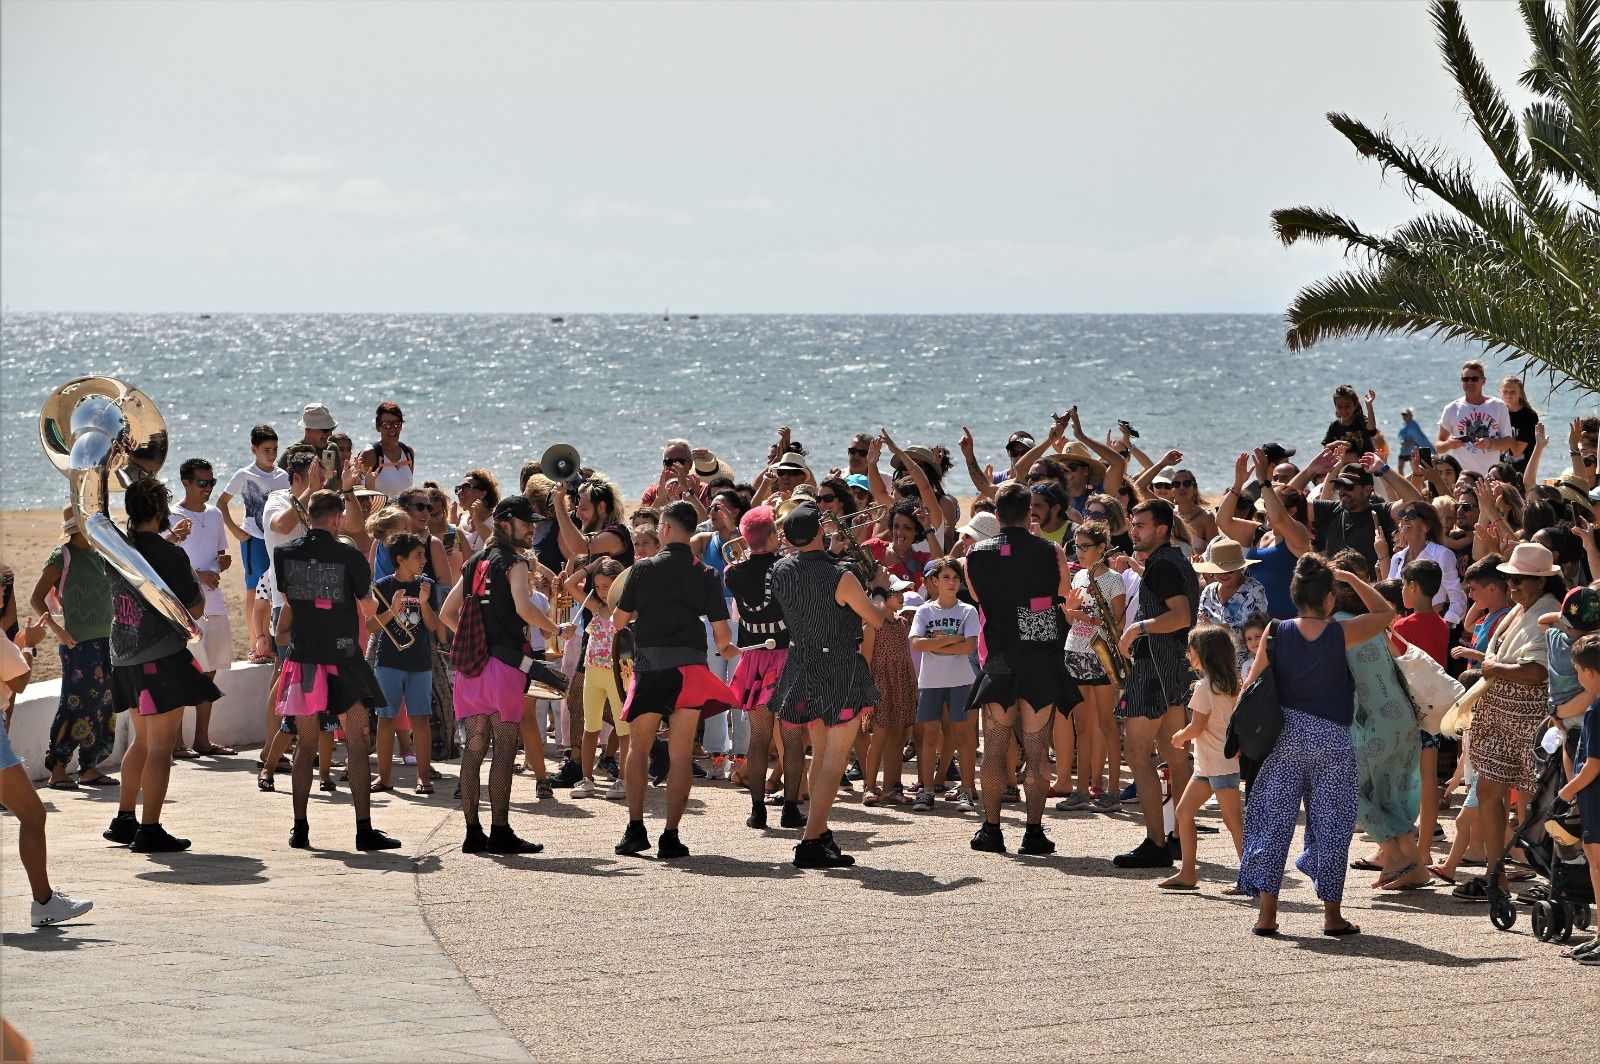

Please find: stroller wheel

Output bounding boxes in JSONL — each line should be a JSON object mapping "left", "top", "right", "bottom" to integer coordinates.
{"left": 1531, "top": 901, "right": 1554, "bottom": 942}
{"left": 1578, "top": 904, "right": 1594, "bottom": 931}
{"left": 1555, "top": 903, "right": 1575, "bottom": 943}
{"left": 1490, "top": 895, "right": 1518, "bottom": 931}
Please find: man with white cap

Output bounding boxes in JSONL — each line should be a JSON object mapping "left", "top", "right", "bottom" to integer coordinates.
{"left": 279, "top": 403, "right": 338, "bottom": 472}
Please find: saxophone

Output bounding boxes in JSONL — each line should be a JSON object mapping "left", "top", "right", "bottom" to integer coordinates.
{"left": 1082, "top": 567, "right": 1130, "bottom": 687}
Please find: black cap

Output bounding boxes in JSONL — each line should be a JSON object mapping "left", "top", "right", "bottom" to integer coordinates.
{"left": 493, "top": 495, "right": 543, "bottom": 523}
{"left": 782, "top": 503, "right": 822, "bottom": 547}
{"left": 1006, "top": 431, "right": 1035, "bottom": 450}
{"left": 1261, "top": 442, "right": 1297, "bottom": 465}
{"left": 1332, "top": 463, "right": 1373, "bottom": 488}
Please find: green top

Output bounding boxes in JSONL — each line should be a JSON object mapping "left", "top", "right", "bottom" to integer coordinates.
{"left": 46, "top": 543, "right": 112, "bottom": 642}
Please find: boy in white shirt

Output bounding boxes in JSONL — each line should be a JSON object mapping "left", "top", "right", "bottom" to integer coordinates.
{"left": 173, "top": 458, "right": 236, "bottom": 757}
{"left": 218, "top": 426, "right": 288, "bottom": 663}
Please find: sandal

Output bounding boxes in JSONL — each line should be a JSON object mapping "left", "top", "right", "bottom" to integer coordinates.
{"left": 861, "top": 787, "right": 882, "bottom": 807}
{"left": 1428, "top": 864, "right": 1456, "bottom": 885}
{"left": 1452, "top": 875, "right": 1489, "bottom": 902}
{"left": 320, "top": 778, "right": 337, "bottom": 792}
{"left": 1349, "top": 857, "right": 1384, "bottom": 872}
{"left": 79, "top": 774, "right": 119, "bottom": 788}
{"left": 1374, "top": 863, "right": 1417, "bottom": 889}
{"left": 1322, "top": 921, "right": 1362, "bottom": 937}
{"left": 193, "top": 743, "right": 237, "bottom": 756}
{"left": 370, "top": 782, "right": 392, "bottom": 794}
{"left": 172, "top": 747, "right": 200, "bottom": 760}
{"left": 415, "top": 781, "right": 434, "bottom": 796}
{"left": 258, "top": 773, "right": 275, "bottom": 792}
{"left": 47, "top": 779, "right": 79, "bottom": 791}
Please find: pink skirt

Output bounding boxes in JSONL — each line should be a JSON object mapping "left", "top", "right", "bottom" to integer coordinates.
{"left": 622, "top": 664, "right": 736, "bottom": 723}
{"left": 453, "top": 657, "right": 528, "bottom": 724}
{"left": 274, "top": 659, "right": 383, "bottom": 718}
{"left": 729, "top": 646, "right": 787, "bottom": 710}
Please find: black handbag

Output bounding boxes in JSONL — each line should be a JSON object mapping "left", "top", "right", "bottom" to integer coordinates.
{"left": 1225, "top": 622, "right": 1282, "bottom": 773}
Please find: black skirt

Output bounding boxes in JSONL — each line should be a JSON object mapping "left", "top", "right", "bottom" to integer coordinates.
{"left": 112, "top": 649, "right": 225, "bottom": 715}
{"left": 972, "top": 646, "right": 1081, "bottom": 714}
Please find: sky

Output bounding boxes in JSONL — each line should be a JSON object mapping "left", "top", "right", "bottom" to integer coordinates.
{"left": 0, "top": 0, "right": 1532, "bottom": 314}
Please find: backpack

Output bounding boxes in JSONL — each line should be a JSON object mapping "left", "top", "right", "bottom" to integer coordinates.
{"left": 450, "top": 553, "right": 492, "bottom": 678}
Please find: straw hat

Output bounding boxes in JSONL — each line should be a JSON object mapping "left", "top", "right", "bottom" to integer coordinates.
{"left": 1496, "top": 542, "right": 1560, "bottom": 578}
{"left": 1193, "top": 539, "right": 1258, "bottom": 575}
{"left": 1058, "top": 441, "right": 1107, "bottom": 480}
{"left": 1556, "top": 474, "right": 1595, "bottom": 516}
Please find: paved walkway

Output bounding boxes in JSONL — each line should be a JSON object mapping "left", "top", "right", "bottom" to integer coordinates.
{"left": 3, "top": 752, "right": 1592, "bottom": 1061}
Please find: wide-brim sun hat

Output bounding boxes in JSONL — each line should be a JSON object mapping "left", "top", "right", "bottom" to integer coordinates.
{"left": 1496, "top": 541, "right": 1560, "bottom": 578}
{"left": 1193, "top": 539, "right": 1258, "bottom": 575}
{"left": 1058, "top": 441, "right": 1107, "bottom": 480}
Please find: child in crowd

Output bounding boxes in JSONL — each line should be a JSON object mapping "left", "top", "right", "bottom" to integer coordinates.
{"left": 568, "top": 559, "right": 627, "bottom": 800}
{"left": 1239, "top": 613, "right": 1269, "bottom": 681}
{"left": 1322, "top": 384, "right": 1379, "bottom": 456}
{"left": 518, "top": 569, "right": 559, "bottom": 795}
{"left": 1554, "top": 633, "right": 1600, "bottom": 964}
{"left": 862, "top": 579, "right": 916, "bottom": 805}
{"left": 1393, "top": 560, "right": 1448, "bottom": 665}
{"left": 909, "top": 559, "right": 980, "bottom": 813}
{"left": 1161, "top": 625, "right": 1244, "bottom": 892}
{"left": 217, "top": 425, "right": 289, "bottom": 663}
{"left": 368, "top": 533, "right": 437, "bottom": 795}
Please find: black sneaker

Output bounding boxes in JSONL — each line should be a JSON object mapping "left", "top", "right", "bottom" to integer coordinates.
{"left": 1167, "top": 832, "right": 1183, "bottom": 860}
{"left": 818, "top": 830, "right": 856, "bottom": 866}
{"left": 1113, "top": 838, "right": 1175, "bottom": 869}
{"left": 487, "top": 825, "right": 543, "bottom": 855}
{"left": 1195, "top": 822, "right": 1220, "bottom": 835}
{"left": 746, "top": 806, "right": 768, "bottom": 830}
{"left": 780, "top": 801, "right": 806, "bottom": 829}
{"left": 793, "top": 837, "right": 853, "bottom": 869}
{"left": 355, "top": 827, "right": 402, "bottom": 851}
{"left": 970, "top": 824, "right": 1007, "bottom": 853}
{"left": 1019, "top": 824, "right": 1056, "bottom": 856}
{"left": 289, "top": 822, "right": 310, "bottom": 849}
{"left": 691, "top": 761, "right": 708, "bottom": 779}
{"left": 103, "top": 815, "right": 137, "bottom": 846}
{"left": 551, "top": 758, "right": 582, "bottom": 789}
{"left": 657, "top": 831, "right": 689, "bottom": 860}
{"left": 130, "top": 825, "right": 191, "bottom": 853}
{"left": 945, "top": 758, "right": 961, "bottom": 783}
{"left": 846, "top": 761, "right": 864, "bottom": 782}
{"left": 615, "top": 822, "right": 651, "bottom": 856}
{"left": 838, "top": 772, "right": 854, "bottom": 792}
{"left": 1003, "top": 785, "right": 1021, "bottom": 803}
{"left": 462, "top": 824, "right": 489, "bottom": 854}
{"left": 598, "top": 754, "right": 621, "bottom": 779}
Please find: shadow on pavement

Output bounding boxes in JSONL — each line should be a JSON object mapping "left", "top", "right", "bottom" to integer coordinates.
{"left": 1284, "top": 932, "right": 1524, "bottom": 966}
{"left": 821, "top": 867, "right": 985, "bottom": 896}
{"left": 3, "top": 925, "right": 116, "bottom": 951}
{"left": 309, "top": 849, "right": 444, "bottom": 873}
{"left": 659, "top": 853, "right": 801, "bottom": 880}
{"left": 134, "top": 852, "right": 269, "bottom": 886}
{"left": 482, "top": 854, "right": 643, "bottom": 877}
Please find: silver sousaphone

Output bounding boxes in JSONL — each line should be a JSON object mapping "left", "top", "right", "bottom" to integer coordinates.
{"left": 40, "top": 376, "right": 202, "bottom": 641}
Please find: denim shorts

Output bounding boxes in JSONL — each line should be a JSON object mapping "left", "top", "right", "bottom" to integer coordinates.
{"left": 0, "top": 721, "right": 22, "bottom": 772}
{"left": 916, "top": 685, "right": 972, "bottom": 724}
{"left": 1199, "top": 772, "right": 1240, "bottom": 791}
{"left": 373, "top": 666, "right": 432, "bottom": 721}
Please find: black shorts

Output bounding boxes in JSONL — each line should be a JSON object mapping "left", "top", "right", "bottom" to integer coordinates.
{"left": 1117, "top": 651, "right": 1191, "bottom": 720}
{"left": 112, "top": 649, "right": 224, "bottom": 716}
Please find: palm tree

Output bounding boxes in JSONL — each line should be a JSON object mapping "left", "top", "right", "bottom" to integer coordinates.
{"left": 1274, "top": 0, "right": 1599, "bottom": 393}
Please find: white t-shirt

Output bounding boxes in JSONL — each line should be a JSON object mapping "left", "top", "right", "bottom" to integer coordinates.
{"left": 175, "top": 503, "right": 229, "bottom": 616}
{"left": 260, "top": 488, "right": 307, "bottom": 609}
{"left": 224, "top": 462, "right": 290, "bottom": 539}
{"left": 1438, "top": 397, "right": 1511, "bottom": 477}
{"left": 1190, "top": 681, "right": 1240, "bottom": 778}
{"left": 910, "top": 600, "right": 979, "bottom": 689}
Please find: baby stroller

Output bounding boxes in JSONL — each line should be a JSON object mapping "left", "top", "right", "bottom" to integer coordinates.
{"left": 1487, "top": 738, "right": 1594, "bottom": 942}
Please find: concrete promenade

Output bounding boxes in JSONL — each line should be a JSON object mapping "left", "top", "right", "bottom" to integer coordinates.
{"left": 2, "top": 751, "right": 1589, "bottom": 1062}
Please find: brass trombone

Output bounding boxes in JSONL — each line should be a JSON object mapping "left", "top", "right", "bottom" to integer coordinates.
{"left": 721, "top": 536, "right": 749, "bottom": 566}
{"left": 369, "top": 583, "right": 417, "bottom": 651}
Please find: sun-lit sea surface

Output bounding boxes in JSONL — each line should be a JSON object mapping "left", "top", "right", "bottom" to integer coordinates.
{"left": 1, "top": 313, "right": 1593, "bottom": 510}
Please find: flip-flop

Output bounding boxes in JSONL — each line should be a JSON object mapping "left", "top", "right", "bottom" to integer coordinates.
{"left": 79, "top": 775, "right": 119, "bottom": 788}
{"left": 193, "top": 744, "right": 236, "bottom": 756}
{"left": 47, "top": 779, "right": 79, "bottom": 791}
{"left": 1251, "top": 925, "right": 1279, "bottom": 937}
{"left": 1323, "top": 922, "right": 1362, "bottom": 937}
{"left": 1428, "top": 864, "right": 1456, "bottom": 885}
{"left": 1349, "top": 858, "right": 1384, "bottom": 872}
{"left": 172, "top": 748, "right": 201, "bottom": 760}
{"left": 1157, "top": 879, "right": 1199, "bottom": 892}
{"left": 1222, "top": 886, "right": 1250, "bottom": 896}
{"left": 1375, "top": 863, "right": 1418, "bottom": 889}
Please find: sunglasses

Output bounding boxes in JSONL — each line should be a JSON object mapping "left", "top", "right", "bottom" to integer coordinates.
{"left": 663, "top": 457, "right": 687, "bottom": 467}
{"left": 1170, "top": 479, "right": 1196, "bottom": 489}
{"left": 816, "top": 494, "right": 837, "bottom": 504}
{"left": 377, "top": 420, "right": 402, "bottom": 429}
{"left": 1506, "top": 574, "right": 1543, "bottom": 584}
{"left": 776, "top": 469, "right": 803, "bottom": 477}
{"left": 1026, "top": 473, "right": 1047, "bottom": 483}
{"left": 847, "top": 447, "right": 869, "bottom": 458}
{"left": 1583, "top": 454, "right": 1598, "bottom": 468}
{"left": 1461, "top": 375, "right": 1483, "bottom": 382}
{"left": 406, "top": 502, "right": 433, "bottom": 513}
{"left": 187, "top": 478, "right": 216, "bottom": 488}
{"left": 1086, "top": 509, "right": 1107, "bottom": 519}
{"left": 455, "top": 482, "right": 480, "bottom": 493}
{"left": 1006, "top": 445, "right": 1030, "bottom": 457}
{"left": 1396, "top": 509, "right": 1419, "bottom": 521}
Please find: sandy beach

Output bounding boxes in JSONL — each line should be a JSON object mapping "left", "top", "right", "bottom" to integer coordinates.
{"left": 1, "top": 506, "right": 254, "bottom": 683}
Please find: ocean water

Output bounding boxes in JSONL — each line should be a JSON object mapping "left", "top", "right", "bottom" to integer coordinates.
{"left": 1, "top": 313, "right": 1592, "bottom": 511}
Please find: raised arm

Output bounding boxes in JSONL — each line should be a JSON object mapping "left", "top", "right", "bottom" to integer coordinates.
{"left": 1332, "top": 568, "right": 1398, "bottom": 645}
{"left": 1065, "top": 407, "right": 1126, "bottom": 497}
{"left": 1522, "top": 421, "right": 1547, "bottom": 491}
{"left": 1254, "top": 448, "right": 1312, "bottom": 556}
{"left": 880, "top": 429, "right": 940, "bottom": 527}
{"left": 1216, "top": 453, "right": 1264, "bottom": 544}
{"left": 958, "top": 426, "right": 999, "bottom": 500}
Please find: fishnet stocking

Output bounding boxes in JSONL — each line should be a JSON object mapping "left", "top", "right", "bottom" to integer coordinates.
{"left": 343, "top": 703, "right": 373, "bottom": 822}
{"left": 487, "top": 718, "right": 521, "bottom": 826}
{"left": 780, "top": 722, "right": 807, "bottom": 802}
{"left": 291, "top": 716, "right": 322, "bottom": 821}
{"left": 1021, "top": 720, "right": 1053, "bottom": 824}
{"left": 460, "top": 716, "right": 492, "bottom": 827}
{"left": 980, "top": 711, "right": 1012, "bottom": 822}
{"left": 460, "top": 715, "right": 523, "bottom": 827}
{"left": 746, "top": 707, "right": 774, "bottom": 809}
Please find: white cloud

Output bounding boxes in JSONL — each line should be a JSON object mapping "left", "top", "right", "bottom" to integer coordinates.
{"left": 573, "top": 198, "right": 694, "bottom": 226}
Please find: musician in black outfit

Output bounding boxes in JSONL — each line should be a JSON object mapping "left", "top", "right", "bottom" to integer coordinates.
{"left": 722, "top": 504, "right": 794, "bottom": 829}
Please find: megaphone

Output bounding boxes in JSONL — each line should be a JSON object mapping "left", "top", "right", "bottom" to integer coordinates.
{"left": 541, "top": 443, "right": 581, "bottom": 482}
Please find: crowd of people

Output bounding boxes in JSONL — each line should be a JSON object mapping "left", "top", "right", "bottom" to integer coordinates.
{"left": 3, "top": 362, "right": 1599, "bottom": 962}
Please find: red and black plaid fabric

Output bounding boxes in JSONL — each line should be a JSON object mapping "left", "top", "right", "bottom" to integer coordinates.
{"left": 450, "top": 554, "right": 492, "bottom": 678}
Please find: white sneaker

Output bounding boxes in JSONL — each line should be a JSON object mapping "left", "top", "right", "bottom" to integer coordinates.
{"left": 604, "top": 779, "right": 627, "bottom": 800}
{"left": 31, "top": 891, "right": 93, "bottom": 927}
{"left": 706, "top": 755, "right": 729, "bottom": 780}
{"left": 572, "top": 777, "right": 597, "bottom": 798}
{"left": 956, "top": 789, "right": 979, "bottom": 813}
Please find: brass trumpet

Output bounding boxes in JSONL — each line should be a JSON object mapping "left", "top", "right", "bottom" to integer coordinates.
{"left": 819, "top": 506, "right": 881, "bottom": 580}
{"left": 370, "top": 583, "right": 417, "bottom": 651}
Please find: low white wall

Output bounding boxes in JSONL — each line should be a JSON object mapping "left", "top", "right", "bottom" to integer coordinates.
{"left": 8, "top": 661, "right": 274, "bottom": 781}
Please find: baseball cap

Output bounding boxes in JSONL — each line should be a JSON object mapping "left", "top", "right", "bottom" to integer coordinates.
{"left": 957, "top": 511, "right": 1001, "bottom": 541}
{"left": 781, "top": 503, "right": 822, "bottom": 546}
{"left": 493, "top": 496, "right": 543, "bottom": 524}
{"left": 1333, "top": 463, "right": 1374, "bottom": 488}
{"left": 1561, "top": 587, "right": 1600, "bottom": 632}
{"left": 1006, "top": 431, "right": 1035, "bottom": 451}
{"left": 845, "top": 473, "right": 871, "bottom": 493}
{"left": 1261, "top": 442, "right": 1297, "bottom": 465}
{"left": 1151, "top": 468, "right": 1175, "bottom": 487}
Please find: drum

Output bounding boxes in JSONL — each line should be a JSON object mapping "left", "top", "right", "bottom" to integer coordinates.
{"left": 612, "top": 625, "right": 635, "bottom": 702}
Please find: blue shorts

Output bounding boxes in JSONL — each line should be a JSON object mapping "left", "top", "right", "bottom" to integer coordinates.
{"left": 916, "top": 685, "right": 972, "bottom": 725}
{"left": 1577, "top": 779, "right": 1600, "bottom": 845}
{"left": 1200, "top": 772, "right": 1240, "bottom": 791}
{"left": 0, "top": 722, "right": 21, "bottom": 772}
{"left": 374, "top": 666, "right": 432, "bottom": 721}
{"left": 242, "top": 536, "right": 270, "bottom": 590}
